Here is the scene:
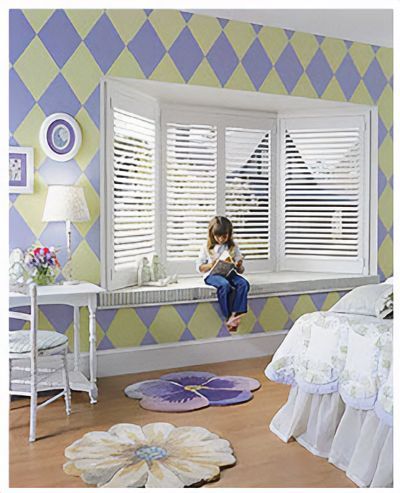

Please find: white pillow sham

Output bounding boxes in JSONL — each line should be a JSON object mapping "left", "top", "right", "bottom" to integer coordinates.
{"left": 330, "top": 283, "right": 393, "bottom": 318}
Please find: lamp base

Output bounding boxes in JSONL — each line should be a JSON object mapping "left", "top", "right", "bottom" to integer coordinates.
{"left": 63, "top": 279, "right": 81, "bottom": 285}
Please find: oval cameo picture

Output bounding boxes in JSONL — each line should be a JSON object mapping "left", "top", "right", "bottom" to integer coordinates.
{"left": 40, "top": 113, "right": 82, "bottom": 161}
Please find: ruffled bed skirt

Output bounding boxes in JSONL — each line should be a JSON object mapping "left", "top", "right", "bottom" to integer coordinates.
{"left": 270, "top": 386, "right": 393, "bottom": 488}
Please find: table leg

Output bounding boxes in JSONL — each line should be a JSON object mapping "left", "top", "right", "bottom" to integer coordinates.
{"left": 73, "top": 306, "right": 80, "bottom": 372}
{"left": 88, "top": 295, "right": 98, "bottom": 404}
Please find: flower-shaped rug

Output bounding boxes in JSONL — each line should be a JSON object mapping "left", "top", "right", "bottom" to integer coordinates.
{"left": 124, "top": 371, "right": 260, "bottom": 412}
{"left": 64, "top": 422, "right": 235, "bottom": 487}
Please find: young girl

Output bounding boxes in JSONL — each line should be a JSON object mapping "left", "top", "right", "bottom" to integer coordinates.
{"left": 196, "top": 216, "right": 250, "bottom": 331}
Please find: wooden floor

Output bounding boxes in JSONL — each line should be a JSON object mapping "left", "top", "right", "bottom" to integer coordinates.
{"left": 10, "top": 357, "right": 355, "bottom": 488}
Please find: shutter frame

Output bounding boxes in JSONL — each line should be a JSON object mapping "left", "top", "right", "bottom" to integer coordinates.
{"left": 103, "top": 81, "right": 159, "bottom": 290}
{"left": 279, "top": 115, "right": 369, "bottom": 275}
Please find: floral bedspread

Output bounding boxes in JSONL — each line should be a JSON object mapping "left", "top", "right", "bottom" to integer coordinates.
{"left": 265, "top": 311, "right": 392, "bottom": 425}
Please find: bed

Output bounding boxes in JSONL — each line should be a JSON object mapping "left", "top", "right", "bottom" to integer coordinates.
{"left": 265, "top": 306, "right": 393, "bottom": 487}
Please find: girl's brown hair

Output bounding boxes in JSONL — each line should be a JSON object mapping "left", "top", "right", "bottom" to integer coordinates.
{"left": 207, "top": 216, "right": 235, "bottom": 253}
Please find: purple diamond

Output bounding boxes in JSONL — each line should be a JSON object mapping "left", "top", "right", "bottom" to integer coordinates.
{"left": 38, "top": 73, "right": 81, "bottom": 116}
{"left": 179, "top": 328, "right": 195, "bottom": 342}
{"left": 98, "top": 335, "right": 114, "bottom": 350}
{"left": 9, "top": 10, "right": 35, "bottom": 64}
{"left": 310, "top": 293, "right": 328, "bottom": 311}
{"left": 97, "top": 309, "right": 118, "bottom": 332}
{"left": 252, "top": 322, "right": 265, "bottom": 334}
{"left": 144, "top": 9, "right": 153, "bottom": 16}
{"left": 128, "top": 20, "right": 166, "bottom": 77}
{"left": 40, "top": 305, "right": 73, "bottom": 334}
{"left": 242, "top": 38, "right": 272, "bottom": 90}
{"left": 38, "top": 156, "right": 81, "bottom": 185}
{"left": 372, "top": 45, "right": 380, "bottom": 54}
{"left": 252, "top": 23, "right": 262, "bottom": 34}
{"left": 378, "top": 115, "right": 387, "bottom": 147}
{"left": 9, "top": 207, "right": 35, "bottom": 250}
{"left": 217, "top": 17, "right": 229, "bottom": 28}
{"left": 363, "top": 58, "right": 387, "bottom": 102}
{"left": 378, "top": 168, "right": 387, "bottom": 196}
{"left": 86, "top": 218, "right": 100, "bottom": 260}
{"left": 207, "top": 32, "right": 239, "bottom": 86}
{"left": 180, "top": 11, "right": 193, "bottom": 23}
{"left": 85, "top": 13, "right": 124, "bottom": 73}
{"left": 378, "top": 217, "right": 388, "bottom": 248}
{"left": 85, "top": 151, "right": 100, "bottom": 195}
{"left": 315, "top": 34, "right": 325, "bottom": 45}
{"left": 136, "top": 306, "right": 160, "bottom": 327}
{"left": 344, "top": 40, "right": 353, "bottom": 49}
{"left": 217, "top": 325, "right": 230, "bottom": 337}
{"left": 275, "top": 44, "right": 303, "bottom": 94}
{"left": 335, "top": 54, "right": 361, "bottom": 100}
{"left": 39, "top": 10, "right": 81, "bottom": 68}
{"left": 175, "top": 303, "right": 197, "bottom": 324}
{"left": 306, "top": 48, "right": 333, "bottom": 96}
{"left": 280, "top": 294, "right": 299, "bottom": 314}
{"left": 249, "top": 298, "right": 265, "bottom": 318}
{"left": 141, "top": 332, "right": 158, "bottom": 346}
{"left": 9, "top": 68, "right": 35, "bottom": 133}
{"left": 169, "top": 27, "right": 203, "bottom": 82}
{"left": 284, "top": 29, "right": 295, "bottom": 40}
{"left": 85, "top": 85, "right": 100, "bottom": 128}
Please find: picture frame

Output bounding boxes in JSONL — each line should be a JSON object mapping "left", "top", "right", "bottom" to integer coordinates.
{"left": 39, "top": 112, "right": 82, "bottom": 162}
{"left": 9, "top": 146, "right": 34, "bottom": 194}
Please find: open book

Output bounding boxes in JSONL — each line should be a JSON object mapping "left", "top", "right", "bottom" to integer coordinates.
{"left": 206, "top": 250, "right": 236, "bottom": 278}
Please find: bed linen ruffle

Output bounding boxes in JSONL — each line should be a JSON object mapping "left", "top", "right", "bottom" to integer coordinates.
{"left": 269, "top": 386, "right": 392, "bottom": 487}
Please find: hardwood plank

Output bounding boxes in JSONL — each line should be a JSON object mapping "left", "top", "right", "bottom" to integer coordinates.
{"left": 10, "top": 357, "right": 355, "bottom": 488}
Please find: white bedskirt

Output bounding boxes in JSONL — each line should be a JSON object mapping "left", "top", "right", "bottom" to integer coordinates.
{"left": 270, "top": 386, "right": 393, "bottom": 488}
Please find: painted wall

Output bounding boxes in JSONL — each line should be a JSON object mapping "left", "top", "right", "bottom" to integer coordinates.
{"left": 9, "top": 9, "right": 393, "bottom": 349}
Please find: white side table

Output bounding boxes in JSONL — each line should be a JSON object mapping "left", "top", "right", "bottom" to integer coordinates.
{"left": 10, "top": 282, "right": 104, "bottom": 404}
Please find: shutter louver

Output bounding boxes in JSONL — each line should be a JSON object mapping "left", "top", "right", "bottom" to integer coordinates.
{"left": 113, "top": 107, "right": 155, "bottom": 271}
{"left": 283, "top": 125, "right": 362, "bottom": 259}
{"left": 225, "top": 127, "right": 271, "bottom": 259}
{"left": 166, "top": 123, "right": 217, "bottom": 260}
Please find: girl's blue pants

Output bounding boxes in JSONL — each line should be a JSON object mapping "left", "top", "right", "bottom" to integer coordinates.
{"left": 205, "top": 271, "right": 250, "bottom": 320}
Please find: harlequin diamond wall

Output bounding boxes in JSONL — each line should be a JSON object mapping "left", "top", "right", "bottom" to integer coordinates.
{"left": 9, "top": 9, "right": 393, "bottom": 349}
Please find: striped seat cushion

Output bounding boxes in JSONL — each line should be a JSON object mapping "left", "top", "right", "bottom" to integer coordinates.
{"left": 9, "top": 330, "right": 68, "bottom": 354}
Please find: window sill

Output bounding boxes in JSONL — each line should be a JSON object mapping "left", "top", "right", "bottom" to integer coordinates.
{"left": 98, "top": 271, "right": 379, "bottom": 309}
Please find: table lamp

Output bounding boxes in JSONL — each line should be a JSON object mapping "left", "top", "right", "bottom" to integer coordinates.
{"left": 42, "top": 185, "right": 90, "bottom": 284}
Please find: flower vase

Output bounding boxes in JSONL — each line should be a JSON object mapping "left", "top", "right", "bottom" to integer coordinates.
{"left": 32, "top": 268, "right": 56, "bottom": 286}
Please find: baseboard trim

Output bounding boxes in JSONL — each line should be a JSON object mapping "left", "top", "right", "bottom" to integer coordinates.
{"left": 88, "top": 331, "right": 287, "bottom": 377}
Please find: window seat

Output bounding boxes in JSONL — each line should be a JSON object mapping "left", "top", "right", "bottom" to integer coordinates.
{"left": 98, "top": 272, "right": 378, "bottom": 309}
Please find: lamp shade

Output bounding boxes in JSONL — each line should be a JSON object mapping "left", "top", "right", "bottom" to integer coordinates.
{"left": 42, "top": 185, "right": 90, "bottom": 222}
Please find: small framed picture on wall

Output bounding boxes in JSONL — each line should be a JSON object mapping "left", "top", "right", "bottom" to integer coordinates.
{"left": 9, "top": 147, "right": 34, "bottom": 194}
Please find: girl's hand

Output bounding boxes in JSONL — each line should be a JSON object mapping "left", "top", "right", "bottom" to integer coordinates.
{"left": 235, "top": 260, "right": 244, "bottom": 273}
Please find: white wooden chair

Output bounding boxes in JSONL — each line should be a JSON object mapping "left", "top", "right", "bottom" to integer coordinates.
{"left": 9, "top": 283, "right": 71, "bottom": 442}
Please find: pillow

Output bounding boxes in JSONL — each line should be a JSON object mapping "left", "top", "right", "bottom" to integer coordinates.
{"left": 330, "top": 283, "right": 393, "bottom": 318}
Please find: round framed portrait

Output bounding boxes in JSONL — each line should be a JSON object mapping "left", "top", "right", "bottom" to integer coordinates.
{"left": 39, "top": 113, "right": 82, "bottom": 161}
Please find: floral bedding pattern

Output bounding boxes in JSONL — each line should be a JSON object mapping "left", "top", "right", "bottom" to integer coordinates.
{"left": 265, "top": 312, "right": 392, "bottom": 425}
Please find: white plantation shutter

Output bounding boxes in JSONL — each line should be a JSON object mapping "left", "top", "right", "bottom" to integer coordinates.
{"left": 166, "top": 121, "right": 217, "bottom": 263}
{"left": 104, "top": 85, "right": 158, "bottom": 290}
{"left": 225, "top": 127, "right": 271, "bottom": 260}
{"left": 280, "top": 116, "right": 367, "bottom": 274}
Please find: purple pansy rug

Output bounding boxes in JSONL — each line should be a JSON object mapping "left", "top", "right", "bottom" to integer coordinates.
{"left": 124, "top": 371, "right": 261, "bottom": 412}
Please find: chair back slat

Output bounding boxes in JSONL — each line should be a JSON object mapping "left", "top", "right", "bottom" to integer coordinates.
{"left": 9, "top": 311, "right": 31, "bottom": 321}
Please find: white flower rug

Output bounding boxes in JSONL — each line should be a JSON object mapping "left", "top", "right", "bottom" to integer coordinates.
{"left": 64, "top": 422, "right": 236, "bottom": 487}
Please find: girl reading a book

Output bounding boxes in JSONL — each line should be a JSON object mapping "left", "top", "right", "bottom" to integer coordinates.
{"left": 196, "top": 216, "right": 250, "bottom": 332}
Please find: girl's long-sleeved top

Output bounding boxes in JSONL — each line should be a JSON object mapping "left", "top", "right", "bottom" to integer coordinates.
{"left": 195, "top": 241, "right": 243, "bottom": 278}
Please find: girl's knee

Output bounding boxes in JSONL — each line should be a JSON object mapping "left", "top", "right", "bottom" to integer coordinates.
{"left": 238, "top": 278, "right": 250, "bottom": 291}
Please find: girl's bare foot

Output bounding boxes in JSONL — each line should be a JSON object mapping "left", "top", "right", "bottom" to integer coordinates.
{"left": 226, "top": 314, "right": 242, "bottom": 332}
